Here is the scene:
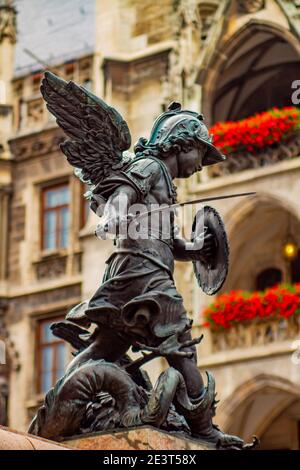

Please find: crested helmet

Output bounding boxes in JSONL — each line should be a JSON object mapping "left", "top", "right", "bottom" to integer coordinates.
{"left": 147, "top": 102, "right": 225, "bottom": 166}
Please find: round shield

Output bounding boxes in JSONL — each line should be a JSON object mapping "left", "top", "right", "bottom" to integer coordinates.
{"left": 191, "top": 205, "right": 229, "bottom": 295}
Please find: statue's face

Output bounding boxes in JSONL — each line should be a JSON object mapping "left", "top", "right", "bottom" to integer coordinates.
{"left": 177, "top": 142, "right": 207, "bottom": 178}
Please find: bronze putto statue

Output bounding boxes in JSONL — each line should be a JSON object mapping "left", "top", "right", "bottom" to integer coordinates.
{"left": 29, "top": 72, "right": 257, "bottom": 450}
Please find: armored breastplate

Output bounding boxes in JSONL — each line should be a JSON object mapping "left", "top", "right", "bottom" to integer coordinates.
{"left": 121, "top": 157, "right": 177, "bottom": 249}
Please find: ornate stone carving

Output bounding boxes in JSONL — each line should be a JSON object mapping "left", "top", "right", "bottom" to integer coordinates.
{"left": 237, "top": 0, "right": 265, "bottom": 13}
{"left": 277, "top": 1, "right": 300, "bottom": 38}
{"left": 0, "top": 299, "right": 20, "bottom": 372}
{"left": 198, "top": 1, "right": 219, "bottom": 42}
{"left": 9, "top": 130, "right": 65, "bottom": 161}
{"left": 211, "top": 314, "right": 300, "bottom": 352}
{"left": 0, "top": 3, "right": 16, "bottom": 44}
{"left": 26, "top": 98, "right": 45, "bottom": 127}
{"left": 8, "top": 284, "right": 81, "bottom": 323}
{"left": 161, "top": 0, "right": 202, "bottom": 105}
{"left": 34, "top": 255, "right": 67, "bottom": 280}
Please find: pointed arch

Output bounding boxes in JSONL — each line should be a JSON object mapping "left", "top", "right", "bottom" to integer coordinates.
{"left": 224, "top": 191, "right": 300, "bottom": 238}
{"left": 199, "top": 19, "right": 300, "bottom": 125}
{"left": 217, "top": 373, "right": 300, "bottom": 441}
{"left": 220, "top": 192, "right": 300, "bottom": 291}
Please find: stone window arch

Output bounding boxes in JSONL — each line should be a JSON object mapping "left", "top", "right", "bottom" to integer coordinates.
{"left": 200, "top": 21, "right": 300, "bottom": 125}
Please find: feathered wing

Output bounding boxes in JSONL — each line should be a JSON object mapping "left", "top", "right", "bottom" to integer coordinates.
{"left": 40, "top": 71, "right": 132, "bottom": 187}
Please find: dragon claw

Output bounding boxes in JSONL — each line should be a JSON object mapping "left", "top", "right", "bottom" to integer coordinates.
{"left": 134, "top": 333, "right": 203, "bottom": 358}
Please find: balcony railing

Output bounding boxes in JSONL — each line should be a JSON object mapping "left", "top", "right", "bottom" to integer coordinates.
{"left": 208, "top": 133, "right": 300, "bottom": 178}
{"left": 199, "top": 107, "right": 300, "bottom": 180}
{"left": 203, "top": 284, "right": 300, "bottom": 352}
{"left": 211, "top": 315, "right": 300, "bottom": 353}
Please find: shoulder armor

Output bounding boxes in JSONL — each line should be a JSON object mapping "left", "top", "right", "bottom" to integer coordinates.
{"left": 121, "top": 158, "right": 162, "bottom": 200}
{"left": 127, "top": 158, "right": 161, "bottom": 178}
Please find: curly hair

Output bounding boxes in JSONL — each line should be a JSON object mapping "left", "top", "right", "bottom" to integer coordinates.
{"left": 134, "top": 119, "right": 207, "bottom": 160}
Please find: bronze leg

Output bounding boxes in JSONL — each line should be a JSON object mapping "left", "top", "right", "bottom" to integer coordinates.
{"left": 165, "top": 330, "right": 205, "bottom": 399}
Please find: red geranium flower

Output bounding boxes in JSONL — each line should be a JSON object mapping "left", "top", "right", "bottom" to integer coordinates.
{"left": 209, "top": 107, "right": 300, "bottom": 156}
{"left": 203, "top": 284, "right": 300, "bottom": 331}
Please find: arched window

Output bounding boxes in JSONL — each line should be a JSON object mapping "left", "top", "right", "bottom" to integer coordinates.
{"left": 211, "top": 26, "right": 300, "bottom": 122}
{"left": 256, "top": 268, "right": 282, "bottom": 291}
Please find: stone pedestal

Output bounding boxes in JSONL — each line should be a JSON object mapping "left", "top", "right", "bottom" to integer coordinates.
{"left": 0, "top": 426, "right": 70, "bottom": 450}
{"left": 65, "top": 426, "right": 215, "bottom": 450}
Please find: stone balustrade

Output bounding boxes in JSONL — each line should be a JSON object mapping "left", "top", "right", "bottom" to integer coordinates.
{"left": 192, "top": 134, "right": 300, "bottom": 184}
{"left": 211, "top": 314, "right": 300, "bottom": 353}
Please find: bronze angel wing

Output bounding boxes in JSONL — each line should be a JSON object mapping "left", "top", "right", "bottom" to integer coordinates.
{"left": 40, "top": 71, "right": 132, "bottom": 187}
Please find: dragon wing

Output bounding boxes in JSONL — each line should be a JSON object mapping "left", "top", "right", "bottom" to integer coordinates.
{"left": 40, "top": 71, "right": 132, "bottom": 187}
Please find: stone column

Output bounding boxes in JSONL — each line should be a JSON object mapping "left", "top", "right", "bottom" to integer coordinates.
{"left": 0, "top": 299, "right": 8, "bottom": 426}
{"left": 0, "top": 1, "right": 15, "bottom": 288}
{"left": 0, "top": 1, "right": 16, "bottom": 160}
{"left": 0, "top": 188, "right": 10, "bottom": 282}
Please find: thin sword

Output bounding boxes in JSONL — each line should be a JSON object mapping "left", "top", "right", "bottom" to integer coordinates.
{"left": 135, "top": 192, "right": 256, "bottom": 220}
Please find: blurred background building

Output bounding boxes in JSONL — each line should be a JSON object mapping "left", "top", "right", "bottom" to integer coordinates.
{"left": 1, "top": 0, "right": 300, "bottom": 449}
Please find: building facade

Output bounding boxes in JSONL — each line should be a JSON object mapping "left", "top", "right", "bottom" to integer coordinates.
{"left": 0, "top": 0, "right": 300, "bottom": 448}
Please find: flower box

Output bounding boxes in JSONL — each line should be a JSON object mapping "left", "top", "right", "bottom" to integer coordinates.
{"left": 209, "top": 107, "right": 300, "bottom": 157}
{"left": 203, "top": 284, "right": 300, "bottom": 332}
